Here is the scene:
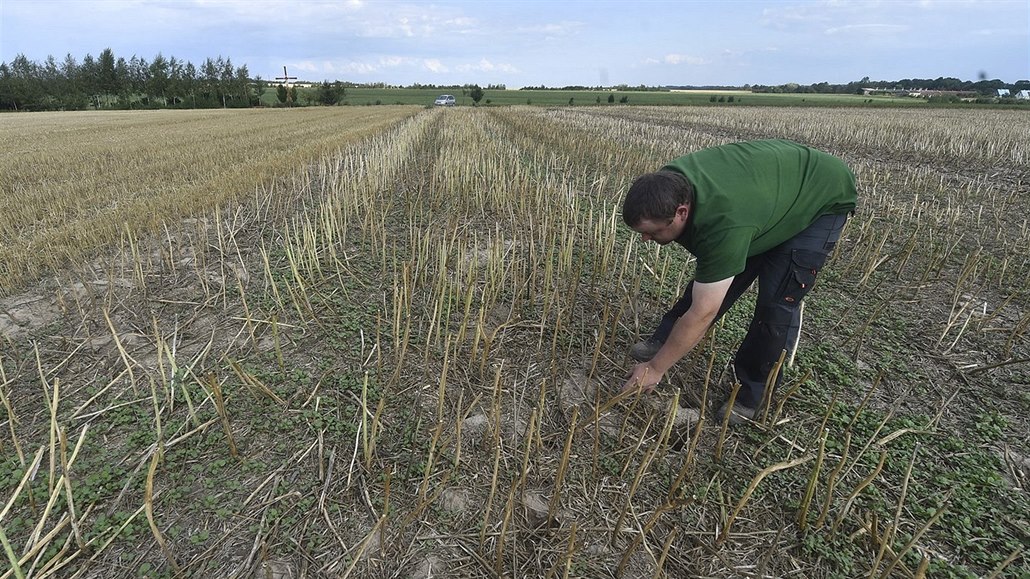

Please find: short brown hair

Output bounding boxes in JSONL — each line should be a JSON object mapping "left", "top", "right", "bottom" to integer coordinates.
{"left": 622, "top": 170, "right": 695, "bottom": 226}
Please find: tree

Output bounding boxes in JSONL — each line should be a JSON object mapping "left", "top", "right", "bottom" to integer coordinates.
{"left": 253, "top": 76, "right": 267, "bottom": 106}
{"left": 216, "top": 57, "right": 234, "bottom": 106}
{"left": 127, "top": 55, "right": 150, "bottom": 105}
{"left": 201, "top": 57, "right": 219, "bottom": 105}
{"left": 0, "top": 50, "right": 254, "bottom": 111}
{"left": 469, "top": 84, "right": 484, "bottom": 105}
{"left": 167, "top": 56, "right": 187, "bottom": 105}
{"left": 60, "top": 54, "right": 87, "bottom": 109}
{"left": 276, "top": 84, "right": 288, "bottom": 104}
{"left": 7, "top": 54, "right": 44, "bottom": 110}
{"left": 317, "top": 80, "right": 345, "bottom": 105}
{"left": 0, "top": 61, "right": 24, "bottom": 110}
{"left": 80, "top": 53, "right": 100, "bottom": 107}
{"left": 148, "top": 53, "right": 170, "bottom": 105}
{"left": 183, "top": 61, "right": 198, "bottom": 107}
{"left": 97, "top": 48, "right": 119, "bottom": 97}
{"left": 233, "top": 64, "right": 250, "bottom": 107}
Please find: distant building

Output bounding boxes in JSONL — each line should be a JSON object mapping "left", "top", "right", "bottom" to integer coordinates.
{"left": 1017, "top": 90, "right": 1030, "bottom": 100}
{"left": 997, "top": 89, "right": 1010, "bottom": 97}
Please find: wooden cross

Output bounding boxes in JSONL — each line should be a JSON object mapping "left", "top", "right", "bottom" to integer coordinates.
{"left": 275, "top": 66, "right": 297, "bottom": 87}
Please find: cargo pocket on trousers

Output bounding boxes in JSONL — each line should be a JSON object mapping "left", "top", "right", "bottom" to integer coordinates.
{"left": 779, "top": 249, "right": 826, "bottom": 305}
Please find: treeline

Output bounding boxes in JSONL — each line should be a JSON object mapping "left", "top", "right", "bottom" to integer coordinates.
{"left": 0, "top": 48, "right": 257, "bottom": 111}
{"left": 745, "top": 76, "right": 1030, "bottom": 95}
{"left": 518, "top": 84, "right": 666, "bottom": 92}
{"left": 404, "top": 82, "right": 506, "bottom": 92}
{"left": 522, "top": 77, "right": 1030, "bottom": 96}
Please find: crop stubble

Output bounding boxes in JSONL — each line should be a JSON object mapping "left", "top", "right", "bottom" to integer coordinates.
{"left": 0, "top": 105, "right": 1027, "bottom": 578}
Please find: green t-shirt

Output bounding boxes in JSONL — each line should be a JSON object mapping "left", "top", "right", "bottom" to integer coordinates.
{"left": 663, "top": 139, "right": 857, "bottom": 283}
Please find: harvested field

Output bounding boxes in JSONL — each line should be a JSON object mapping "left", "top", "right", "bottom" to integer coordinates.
{"left": 0, "top": 105, "right": 1027, "bottom": 578}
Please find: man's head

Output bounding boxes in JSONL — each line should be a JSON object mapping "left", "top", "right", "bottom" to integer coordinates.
{"left": 622, "top": 170, "right": 694, "bottom": 245}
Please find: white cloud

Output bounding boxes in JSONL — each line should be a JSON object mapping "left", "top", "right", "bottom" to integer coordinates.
{"left": 380, "top": 56, "right": 408, "bottom": 67}
{"left": 455, "top": 58, "right": 519, "bottom": 73}
{"left": 341, "top": 62, "right": 382, "bottom": 74}
{"left": 423, "top": 59, "right": 448, "bottom": 73}
{"left": 513, "top": 20, "right": 584, "bottom": 40}
{"left": 298, "top": 55, "right": 419, "bottom": 76}
{"left": 352, "top": 4, "right": 483, "bottom": 38}
{"left": 293, "top": 61, "right": 320, "bottom": 73}
{"left": 825, "top": 23, "right": 909, "bottom": 35}
{"left": 664, "top": 54, "right": 706, "bottom": 66}
{"left": 760, "top": 3, "right": 830, "bottom": 30}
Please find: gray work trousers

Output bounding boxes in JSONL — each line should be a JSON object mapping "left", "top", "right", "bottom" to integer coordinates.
{"left": 650, "top": 212, "right": 849, "bottom": 408}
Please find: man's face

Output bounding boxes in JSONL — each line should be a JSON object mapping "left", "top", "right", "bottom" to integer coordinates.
{"left": 631, "top": 204, "right": 690, "bottom": 245}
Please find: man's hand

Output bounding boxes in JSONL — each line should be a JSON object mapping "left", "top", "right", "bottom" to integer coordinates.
{"left": 621, "top": 362, "right": 664, "bottom": 394}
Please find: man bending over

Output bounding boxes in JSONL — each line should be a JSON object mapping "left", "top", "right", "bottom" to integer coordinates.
{"left": 621, "top": 139, "right": 857, "bottom": 424}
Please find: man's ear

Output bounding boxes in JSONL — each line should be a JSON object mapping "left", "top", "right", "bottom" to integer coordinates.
{"left": 675, "top": 203, "right": 691, "bottom": 219}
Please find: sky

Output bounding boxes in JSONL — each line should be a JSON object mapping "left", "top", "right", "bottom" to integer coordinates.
{"left": 1, "top": 0, "right": 1027, "bottom": 88}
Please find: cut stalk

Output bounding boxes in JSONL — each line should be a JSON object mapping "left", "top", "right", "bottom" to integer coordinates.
{"left": 205, "top": 374, "right": 238, "bottom": 458}
{"left": 718, "top": 454, "right": 813, "bottom": 544}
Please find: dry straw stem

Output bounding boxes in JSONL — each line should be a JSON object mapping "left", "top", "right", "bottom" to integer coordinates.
{"left": 225, "top": 356, "right": 286, "bottom": 406}
{"left": 0, "top": 447, "right": 45, "bottom": 523}
{"left": 875, "top": 488, "right": 952, "bottom": 579}
{"left": 58, "top": 427, "right": 85, "bottom": 550}
{"left": 616, "top": 497, "right": 690, "bottom": 577}
{"left": 612, "top": 391, "right": 681, "bottom": 545}
{"left": 478, "top": 362, "right": 506, "bottom": 550}
{"left": 144, "top": 448, "right": 180, "bottom": 574}
{"left": 870, "top": 443, "right": 921, "bottom": 575}
{"left": 758, "top": 349, "right": 787, "bottom": 425}
{"left": 714, "top": 382, "right": 742, "bottom": 461}
{"left": 668, "top": 414, "right": 707, "bottom": 501}
{"left": 548, "top": 405, "right": 579, "bottom": 523}
{"left": 797, "top": 413, "right": 832, "bottom": 531}
{"left": 205, "top": 373, "right": 238, "bottom": 458}
{"left": 815, "top": 430, "right": 851, "bottom": 529}
{"left": 102, "top": 308, "right": 139, "bottom": 395}
{"left": 832, "top": 450, "right": 888, "bottom": 535}
{"left": 542, "top": 522, "right": 578, "bottom": 579}
{"left": 6, "top": 426, "right": 88, "bottom": 577}
{"left": 718, "top": 453, "right": 814, "bottom": 544}
{"left": 0, "top": 364, "right": 26, "bottom": 468}
{"left": 984, "top": 546, "right": 1025, "bottom": 579}
{"left": 0, "top": 526, "right": 23, "bottom": 579}
{"left": 34, "top": 346, "right": 60, "bottom": 497}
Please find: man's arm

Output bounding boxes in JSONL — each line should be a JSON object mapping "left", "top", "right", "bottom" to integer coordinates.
{"left": 622, "top": 277, "right": 733, "bottom": 393}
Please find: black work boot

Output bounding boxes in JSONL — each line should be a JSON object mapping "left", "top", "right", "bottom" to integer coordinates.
{"left": 629, "top": 338, "right": 663, "bottom": 362}
{"left": 718, "top": 401, "right": 758, "bottom": 426}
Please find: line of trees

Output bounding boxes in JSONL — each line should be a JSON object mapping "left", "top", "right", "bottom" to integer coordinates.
{"left": 745, "top": 76, "right": 1030, "bottom": 95}
{"left": 524, "top": 77, "right": 1030, "bottom": 96}
{"left": 0, "top": 48, "right": 258, "bottom": 111}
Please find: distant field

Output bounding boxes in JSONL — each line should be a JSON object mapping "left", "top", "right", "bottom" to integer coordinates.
{"left": 263, "top": 86, "right": 929, "bottom": 108}
{"left": 0, "top": 106, "right": 418, "bottom": 294}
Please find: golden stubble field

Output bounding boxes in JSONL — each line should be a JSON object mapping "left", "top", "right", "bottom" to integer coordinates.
{"left": 0, "top": 106, "right": 418, "bottom": 296}
{"left": 0, "top": 105, "right": 1028, "bottom": 578}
